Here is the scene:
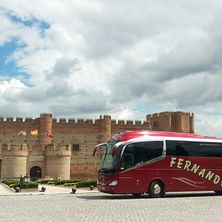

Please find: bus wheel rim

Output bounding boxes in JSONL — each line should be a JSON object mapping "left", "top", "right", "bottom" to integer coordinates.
{"left": 153, "top": 184, "right": 161, "bottom": 195}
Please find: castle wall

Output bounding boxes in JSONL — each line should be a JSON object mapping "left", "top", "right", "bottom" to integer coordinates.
{"left": 0, "top": 117, "right": 39, "bottom": 145}
{"left": 39, "top": 113, "right": 52, "bottom": 145}
{"left": 45, "top": 144, "right": 71, "bottom": 179}
{"left": 1, "top": 144, "right": 28, "bottom": 178}
{"left": 146, "top": 111, "right": 194, "bottom": 133}
{"left": 0, "top": 111, "right": 195, "bottom": 179}
{"left": 26, "top": 144, "right": 45, "bottom": 177}
{"left": 171, "top": 112, "right": 194, "bottom": 133}
{"left": 70, "top": 133, "right": 100, "bottom": 179}
{"left": 147, "top": 112, "right": 171, "bottom": 131}
{"left": 51, "top": 119, "right": 101, "bottom": 179}
{"left": 111, "top": 120, "right": 151, "bottom": 136}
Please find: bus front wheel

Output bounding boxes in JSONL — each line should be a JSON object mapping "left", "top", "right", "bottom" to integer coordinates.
{"left": 149, "top": 180, "right": 165, "bottom": 198}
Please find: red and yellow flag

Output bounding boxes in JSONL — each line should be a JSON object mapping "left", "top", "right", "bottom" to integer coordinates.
{"left": 31, "top": 130, "right": 38, "bottom": 136}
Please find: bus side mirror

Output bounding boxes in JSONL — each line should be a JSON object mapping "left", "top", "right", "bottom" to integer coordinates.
{"left": 93, "top": 143, "right": 107, "bottom": 157}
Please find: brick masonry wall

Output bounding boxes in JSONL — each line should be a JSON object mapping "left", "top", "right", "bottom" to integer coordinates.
{"left": 0, "top": 111, "right": 194, "bottom": 179}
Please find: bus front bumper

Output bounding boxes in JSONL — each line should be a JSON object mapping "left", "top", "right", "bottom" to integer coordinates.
{"left": 97, "top": 184, "right": 117, "bottom": 194}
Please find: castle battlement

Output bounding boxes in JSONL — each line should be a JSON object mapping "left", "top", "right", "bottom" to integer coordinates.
{"left": 0, "top": 112, "right": 193, "bottom": 133}
{"left": 52, "top": 118, "right": 99, "bottom": 125}
{"left": 51, "top": 115, "right": 112, "bottom": 125}
{"left": 111, "top": 119, "right": 151, "bottom": 127}
{"left": 46, "top": 143, "right": 71, "bottom": 156}
{"left": 99, "top": 115, "right": 111, "bottom": 120}
{"left": 1, "top": 143, "right": 28, "bottom": 156}
{"left": 171, "top": 111, "right": 193, "bottom": 116}
{"left": 0, "top": 114, "right": 152, "bottom": 128}
{"left": 2, "top": 143, "right": 27, "bottom": 151}
{"left": 40, "top": 113, "right": 52, "bottom": 118}
{"left": 147, "top": 111, "right": 193, "bottom": 119}
{"left": 0, "top": 117, "right": 35, "bottom": 123}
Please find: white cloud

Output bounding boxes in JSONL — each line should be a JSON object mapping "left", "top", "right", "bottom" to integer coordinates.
{"left": 0, "top": 1, "right": 222, "bottom": 136}
{"left": 0, "top": 78, "right": 25, "bottom": 94}
{"left": 196, "top": 113, "right": 222, "bottom": 137}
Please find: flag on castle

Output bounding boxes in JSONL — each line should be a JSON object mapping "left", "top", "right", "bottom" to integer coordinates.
{"left": 44, "top": 131, "right": 53, "bottom": 138}
{"left": 18, "top": 130, "right": 27, "bottom": 136}
{"left": 31, "top": 130, "right": 38, "bottom": 136}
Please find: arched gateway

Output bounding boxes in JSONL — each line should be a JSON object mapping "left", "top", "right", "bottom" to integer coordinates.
{"left": 30, "top": 166, "right": 42, "bottom": 179}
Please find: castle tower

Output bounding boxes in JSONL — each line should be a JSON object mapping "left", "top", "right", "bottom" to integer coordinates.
{"left": 146, "top": 111, "right": 194, "bottom": 133}
{"left": 39, "top": 113, "right": 52, "bottom": 146}
{"left": 45, "top": 143, "right": 71, "bottom": 179}
{"left": 1, "top": 144, "right": 28, "bottom": 178}
{"left": 98, "top": 115, "right": 111, "bottom": 143}
{"left": 147, "top": 112, "right": 172, "bottom": 131}
{"left": 171, "top": 112, "right": 194, "bottom": 133}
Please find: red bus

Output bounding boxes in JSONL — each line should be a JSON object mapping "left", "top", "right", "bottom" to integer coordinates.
{"left": 94, "top": 131, "right": 222, "bottom": 197}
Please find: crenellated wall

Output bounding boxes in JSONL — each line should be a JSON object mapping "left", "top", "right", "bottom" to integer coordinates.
{"left": 45, "top": 144, "right": 71, "bottom": 179}
{"left": 146, "top": 111, "right": 194, "bottom": 133}
{"left": 0, "top": 111, "right": 194, "bottom": 179}
{"left": 1, "top": 144, "right": 28, "bottom": 178}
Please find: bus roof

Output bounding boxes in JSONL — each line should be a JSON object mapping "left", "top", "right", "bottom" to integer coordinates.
{"left": 111, "top": 131, "right": 222, "bottom": 142}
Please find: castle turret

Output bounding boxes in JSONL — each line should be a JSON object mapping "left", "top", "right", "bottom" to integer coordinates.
{"left": 98, "top": 115, "right": 111, "bottom": 143}
{"left": 39, "top": 113, "right": 52, "bottom": 146}
{"left": 45, "top": 143, "right": 71, "bottom": 179}
{"left": 1, "top": 144, "right": 28, "bottom": 178}
{"left": 148, "top": 112, "right": 172, "bottom": 131}
{"left": 146, "top": 111, "right": 195, "bottom": 133}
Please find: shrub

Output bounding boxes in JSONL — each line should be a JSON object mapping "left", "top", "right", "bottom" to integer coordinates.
{"left": 54, "top": 179, "right": 82, "bottom": 185}
{"left": 2, "top": 179, "right": 19, "bottom": 186}
{"left": 26, "top": 182, "right": 38, "bottom": 189}
{"left": 64, "top": 183, "right": 76, "bottom": 187}
{"left": 2, "top": 180, "right": 38, "bottom": 189}
{"left": 9, "top": 183, "right": 17, "bottom": 188}
{"left": 39, "top": 179, "right": 57, "bottom": 184}
{"left": 75, "top": 180, "right": 97, "bottom": 188}
{"left": 47, "top": 181, "right": 55, "bottom": 185}
{"left": 54, "top": 180, "right": 70, "bottom": 185}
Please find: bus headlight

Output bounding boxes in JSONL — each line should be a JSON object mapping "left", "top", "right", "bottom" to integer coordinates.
{"left": 109, "top": 180, "right": 118, "bottom": 186}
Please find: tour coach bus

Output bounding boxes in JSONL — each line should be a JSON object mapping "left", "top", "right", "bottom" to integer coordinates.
{"left": 93, "top": 131, "right": 222, "bottom": 197}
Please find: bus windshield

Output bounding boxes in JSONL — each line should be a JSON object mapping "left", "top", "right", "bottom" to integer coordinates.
{"left": 99, "top": 141, "right": 122, "bottom": 174}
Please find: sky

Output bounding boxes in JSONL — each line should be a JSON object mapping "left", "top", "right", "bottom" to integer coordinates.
{"left": 0, "top": 0, "right": 222, "bottom": 136}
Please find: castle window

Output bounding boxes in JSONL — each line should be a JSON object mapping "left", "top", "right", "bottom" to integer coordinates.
{"left": 72, "top": 144, "right": 80, "bottom": 151}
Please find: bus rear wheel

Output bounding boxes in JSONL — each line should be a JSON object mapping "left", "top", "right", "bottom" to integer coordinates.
{"left": 149, "top": 180, "right": 165, "bottom": 198}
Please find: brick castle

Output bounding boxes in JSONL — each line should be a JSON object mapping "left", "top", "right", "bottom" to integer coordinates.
{"left": 0, "top": 111, "right": 194, "bottom": 179}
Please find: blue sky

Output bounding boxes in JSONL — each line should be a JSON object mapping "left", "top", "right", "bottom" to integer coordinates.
{"left": 0, "top": 11, "right": 49, "bottom": 81}
{"left": 0, "top": 1, "right": 222, "bottom": 136}
{"left": 0, "top": 40, "right": 20, "bottom": 77}
{"left": 8, "top": 13, "right": 49, "bottom": 30}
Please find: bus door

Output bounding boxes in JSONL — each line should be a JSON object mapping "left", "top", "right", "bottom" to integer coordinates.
{"left": 118, "top": 143, "right": 136, "bottom": 193}
{"left": 118, "top": 141, "right": 164, "bottom": 193}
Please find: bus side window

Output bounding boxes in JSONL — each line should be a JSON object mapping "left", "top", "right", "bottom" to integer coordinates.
{"left": 120, "top": 141, "right": 163, "bottom": 171}
{"left": 121, "top": 144, "right": 135, "bottom": 171}
{"left": 134, "top": 141, "right": 163, "bottom": 163}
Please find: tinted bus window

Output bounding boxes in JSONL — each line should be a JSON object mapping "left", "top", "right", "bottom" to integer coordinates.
{"left": 166, "top": 140, "right": 222, "bottom": 157}
{"left": 122, "top": 141, "right": 163, "bottom": 170}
